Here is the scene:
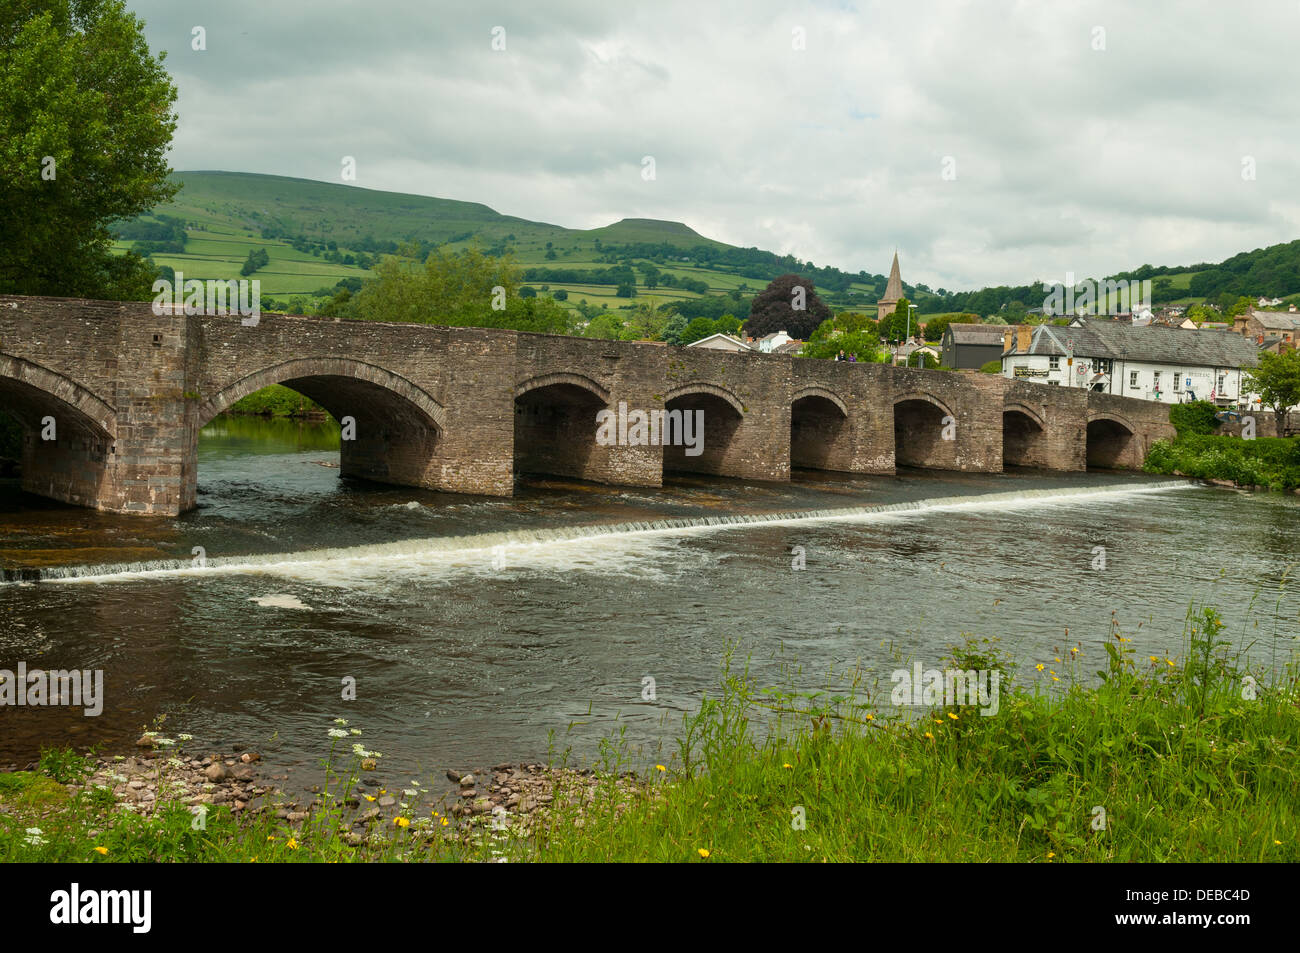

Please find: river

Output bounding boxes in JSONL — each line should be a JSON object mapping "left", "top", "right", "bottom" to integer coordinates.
{"left": 1, "top": 414, "right": 1296, "bottom": 792}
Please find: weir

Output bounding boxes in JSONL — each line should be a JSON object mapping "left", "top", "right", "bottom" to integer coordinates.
{"left": 4, "top": 480, "right": 1193, "bottom": 584}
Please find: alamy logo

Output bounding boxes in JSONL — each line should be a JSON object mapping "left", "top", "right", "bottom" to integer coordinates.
{"left": 0, "top": 663, "right": 103, "bottom": 716}
{"left": 595, "top": 402, "right": 704, "bottom": 457}
{"left": 891, "top": 662, "right": 1001, "bottom": 716}
{"left": 50, "top": 883, "right": 151, "bottom": 933}
{"left": 1042, "top": 273, "right": 1151, "bottom": 316}
{"left": 152, "top": 272, "right": 260, "bottom": 325}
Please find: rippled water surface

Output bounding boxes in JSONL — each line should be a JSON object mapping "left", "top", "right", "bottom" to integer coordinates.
{"left": 1, "top": 415, "right": 1296, "bottom": 791}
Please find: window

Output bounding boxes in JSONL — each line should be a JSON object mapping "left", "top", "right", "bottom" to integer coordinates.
{"left": 1129, "top": 371, "right": 1139, "bottom": 388}
{"left": 1173, "top": 372, "right": 1181, "bottom": 392}
{"left": 1153, "top": 370, "right": 1161, "bottom": 388}
{"left": 1093, "top": 358, "right": 1113, "bottom": 376}
{"left": 1218, "top": 373, "right": 1227, "bottom": 393}
{"left": 1049, "top": 356, "right": 1060, "bottom": 370}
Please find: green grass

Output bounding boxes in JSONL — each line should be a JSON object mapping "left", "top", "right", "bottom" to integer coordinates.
{"left": 4, "top": 603, "right": 1295, "bottom": 863}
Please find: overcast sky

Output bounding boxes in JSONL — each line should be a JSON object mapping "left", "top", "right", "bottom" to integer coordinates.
{"left": 129, "top": 0, "right": 1300, "bottom": 292}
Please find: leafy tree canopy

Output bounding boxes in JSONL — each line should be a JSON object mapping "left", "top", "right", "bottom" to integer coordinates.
{"left": 746, "top": 274, "right": 832, "bottom": 339}
{"left": 1, "top": 0, "right": 179, "bottom": 298}
{"left": 1245, "top": 350, "right": 1300, "bottom": 436}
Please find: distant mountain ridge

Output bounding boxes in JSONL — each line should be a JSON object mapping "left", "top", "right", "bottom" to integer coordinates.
{"left": 132, "top": 171, "right": 1300, "bottom": 311}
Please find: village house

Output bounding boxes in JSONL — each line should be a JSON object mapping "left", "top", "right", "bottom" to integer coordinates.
{"left": 1241, "top": 310, "right": 1299, "bottom": 349}
{"left": 1000, "top": 317, "right": 1259, "bottom": 407}
{"left": 941, "top": 323, "right": 1007, "bottom": 369}
{"left": 686, "top": 332, "right": 752, "bottom": 352}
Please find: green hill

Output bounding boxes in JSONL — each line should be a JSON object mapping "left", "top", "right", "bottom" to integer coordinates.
{"left": 112, "top": 171, "right": 893, "bottom": 308}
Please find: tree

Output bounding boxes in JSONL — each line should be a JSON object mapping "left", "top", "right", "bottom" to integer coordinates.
{"left": 1245, "top": 350, "right": 1300, "bottom": 436}
{"left": 348, "top": 244, "right": 575, "bottom": 333}
{"left": 879, "top": 297, "right": 915, "bottom": 343}
{"left": 680, "top": 317, "right": 719, "bottom": 345}
{"left": 799, "top": 330, "right": 881, "bottom": 362}
{"left": 660, "top": 314, "right": 688, "bottom": 345}
{"left": 1, "top": 0, "right": 179, "bottom": 298}
{"left": 745, "top": 274, "right": 832, "bottom": 339}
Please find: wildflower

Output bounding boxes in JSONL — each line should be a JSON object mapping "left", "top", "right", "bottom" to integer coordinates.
{"left": 1036, "top": 663, "right": 1045, "bottom": 672}
{"left": 364, "top": 795, "right": 376, "bottom": 802}
{"left": 1052, "top": 676, "right": 1060, "bottom": 682}
{"left": 327, "top": 728, "right": 348, "bottom": 739}
{"left": 1070, "top": 647, "right": 1079, "bottom": 655}
{"left": 24, "top": 828, "right": 46, "bottom": 847}
{"left": 1275, "top": 840, "right": 1282, "bottom": 846}
{"left": 1047, "top": 852, "right": 1055, "bottom": 860}
{"left": 1166, "top": 659, "right": 1175, "bottom": 667}
{"left": 782, "top": 763, "right": 793, "bottom": 769}
{"left": 440, "top": 817, "right": 449, "bottom": 827}
{"left": 864, "top": 713, "right": 874, "bottom": 720}
{"left": 924, "top": 731, "right": 934, "bottom": 740}
{"left": 286, "top": 838, "right": 298, "bottom": 850}
{"left": 947, "top": 712, "right": 958, "bottom": 720}
{"left": 1149, "top": 656, "right": 1158, "bottom": 663}
{"left": 394, "top": 816, "right": 410, "bottom": 828}
{"left": 656, "top": 764, "right": 667, "bottom": 772}
{"left": 1055, "top": 657, "right": 1062, "bottom": 663}
{"left": 93, "top": 846, "right": 108, "bottom": 856}
{"left": 697, "top": 848, "right": 711, "bottom": 859}
{"left": 178, "top": 733, "right": 193, "bottom": 742}
{"left": 333, "top": 718, "right": 349, "bottom": 726}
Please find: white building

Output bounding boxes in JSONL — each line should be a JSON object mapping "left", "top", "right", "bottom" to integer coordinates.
{"left": 1000, "top": 317, "right": 1260, "bottom": 407}
{"left": 686, "top": 332, "right": 753, "bottom": 352}
{"left": 753, "top": 330, "right": 793, "bottom": 353}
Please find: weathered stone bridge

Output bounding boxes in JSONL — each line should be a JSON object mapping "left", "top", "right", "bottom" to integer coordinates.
{"left": 0, "top": 295, "right": 1176, "bottom": 515}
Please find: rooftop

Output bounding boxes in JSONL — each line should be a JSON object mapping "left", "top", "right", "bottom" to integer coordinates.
{"left": 1006, "top": 318, "right": 1259, "bottom": 368}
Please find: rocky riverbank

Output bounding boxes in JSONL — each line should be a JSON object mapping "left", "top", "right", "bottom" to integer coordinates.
{"left": 2, "top": 742, "right": 647, "bottom": 848}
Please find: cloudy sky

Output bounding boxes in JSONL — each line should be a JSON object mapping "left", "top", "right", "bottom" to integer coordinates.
{"left": 130, "top": 0, "right": 1300, "bottom": 292}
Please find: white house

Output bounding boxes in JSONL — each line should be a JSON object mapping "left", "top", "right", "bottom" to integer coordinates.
{"left": 1000, "top": 318, "right": 1259, "bottom": 407}
{"left": 753, "top": 330, "right": 793, "bottom": 353}
{"left": 686, "top": 332, "right": 753, "bottom": 352}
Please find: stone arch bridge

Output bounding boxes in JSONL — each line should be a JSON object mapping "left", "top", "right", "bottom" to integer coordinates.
{"left": 0, "top": 295, "right": 1175, "bottom": 515}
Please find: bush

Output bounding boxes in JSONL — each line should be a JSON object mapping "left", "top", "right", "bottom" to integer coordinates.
{"left": 1169, "top": 400, "right": 1221, "bottom": 437}
{"left": 979, "top": 359, "right": 1002, "bottom": 374}
{"left": 1144, "top": 433, "right": 1300, "bottom": 489}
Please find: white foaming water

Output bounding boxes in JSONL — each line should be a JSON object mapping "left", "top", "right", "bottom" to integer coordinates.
{"left": 20, "top": 481, "right": 1194, "bottom": 586}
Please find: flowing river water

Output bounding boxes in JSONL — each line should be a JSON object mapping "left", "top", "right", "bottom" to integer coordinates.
{"left": 1, "top": 415, "right": 1297, "bottom": 792}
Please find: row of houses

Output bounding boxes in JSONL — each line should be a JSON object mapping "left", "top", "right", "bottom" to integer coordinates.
{"left": 995, "top": 318, "right": 1261, "bottom": 406}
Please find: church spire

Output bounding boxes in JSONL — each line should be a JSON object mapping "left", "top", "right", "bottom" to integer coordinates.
{"left": 884, "top": 251, "right": 903, "bottom": 302}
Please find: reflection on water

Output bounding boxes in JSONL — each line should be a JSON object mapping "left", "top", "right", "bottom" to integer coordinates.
{"left": 0, "top": 415, "right": 1296, "bottom": 798}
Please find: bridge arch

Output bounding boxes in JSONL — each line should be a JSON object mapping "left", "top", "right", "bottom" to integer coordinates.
{"left": 662, "top": 382, "right": 745, "bottom": 476}
{"left": 662, "top": 382, "right": 746, "bottom": 417}
{"left": 893, "top": 391, "right": 958, "bottom": 470}
{"left": 0, "top": 355, "right": 117, "bottom": 508}
{"left": 791, "top": 385, "right": 850, "bottom": 472}
{"left": 197, "top": 358, "right": 446, "bottom": 491}
{"left": 1085, "top": 412, "right": 1138, "bottom": 469}
{"left": 1002, "top": 402, "right": 1048, "bottom": 468}
{"left": 515, "top": 372, "right": 610, "bottom": 406}
{"left": 513, "top": 372, "right": 610, "bottom": 481}
{"left": 198, "top": 358, "right": 446, "bottom": 432}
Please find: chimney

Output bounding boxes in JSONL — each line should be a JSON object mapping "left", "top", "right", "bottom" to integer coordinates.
{"left": 1017, "top": 324, "right": 1032, "bottom": 353}
{"left": 1002, "top": 329, "right": 1013, "bottom": 353}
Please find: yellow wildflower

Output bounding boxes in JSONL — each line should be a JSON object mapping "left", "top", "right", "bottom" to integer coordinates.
{"left": 697, "top": 848, "right": 711, "bottom": 859}
{"left": 286, "top": 838, "right": 298, "bottom": 850}
{"left": 394, "top": 817, "right": 410, "bottom": 828}
{"left": 93, "top": 846, "right": 108, "bottom": 856}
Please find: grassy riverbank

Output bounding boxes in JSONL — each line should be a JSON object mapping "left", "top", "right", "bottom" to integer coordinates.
{"left": 2, "top": 607, "right": 1296, "bottom": 862}
{"left": 1143, "top": 401, "right": 1300, "bottom": 490}
{"left": 1144, "top": 434, "right": 1300, "bottom": 490}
